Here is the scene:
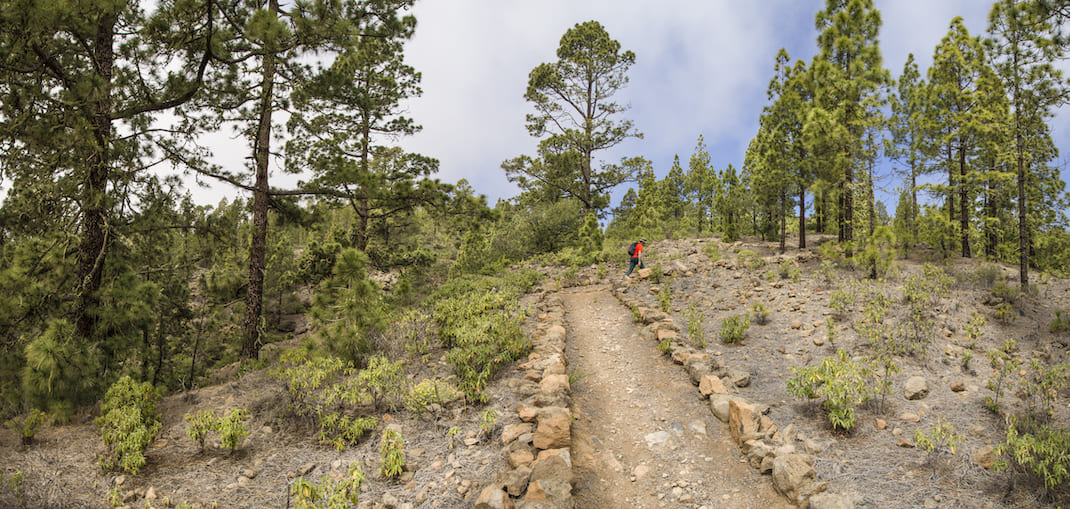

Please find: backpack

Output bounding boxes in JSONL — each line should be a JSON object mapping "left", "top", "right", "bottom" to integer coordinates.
{"left": 628, "top": 242, "right": 638, "bottom": 256}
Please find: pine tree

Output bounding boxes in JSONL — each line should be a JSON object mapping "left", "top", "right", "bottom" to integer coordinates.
{"left": 988, "top": 0, "right": 1067, "bottom": 287}
{"left": 810, "top": 0, "right": 889, "bottom": 247}
{"left": 887, "top": 54, "right": 930, "bottom": 248}
{"left": 928, "top": 17, "right": 992, "bottom": 258}
{"left": 504, "top": 21, "right": 647, "bottom": 215}
{"left": 685, "top": 136, "right": 719, "bottom": 236}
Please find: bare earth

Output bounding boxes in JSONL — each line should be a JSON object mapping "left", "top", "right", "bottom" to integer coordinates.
{"left": 563, "top": 285, "right": 790, "bottom": 509}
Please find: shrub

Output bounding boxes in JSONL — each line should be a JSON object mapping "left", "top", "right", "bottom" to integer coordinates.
{"left": 778, "top": 258, "right": 801, "bottom": 282}
{"left": 985, "top": 340, "right": 1020, "bottom": 413}
{"left": 856, "top": 226, "right": 896, "bottom": 279}
{"left": 965, "top": 312, "right": 986, "bottom": 340}
{"left": 720, "top": 314, "right": 750, "bottom": 344}
{"left": 291, "top": 462, "right": 365, "bottom": 508}
{"left": 1018, "top": 360, "right": 1070, "bottom": 419}
{"left": 685, "top": 302, "right": 706, "bottom": 347}
{"left": 317, "top": 413, "right": 378, "bottom": 451}
{"left": 5, "top": 408, "right": 47, "bottom": 445}
{"left": 997, "top": 416, "right": 1070, "bottom": 493}
{"left": 447, "top": 426, "right": 460, "bottom": 449}
{"left": 914, "top": 418, "right": 964, "bottom": 476}
{"left": 657, "top": 280, "right": 672, "bottom": 313}
{"left": 218, "top": 408, "right": 249, "bottom": 451}
{"left": 828, "top": 288, "right": 855, "bottom": 320}
{"left": 995, "top": 303, "right": 1016, "bottom": 324}
{"left": 95, "top": 376, "right": 161, "bottom": 475}
{"left": 184, "top": 410, "right": 217, "bottom": 451}
{"left": 703, "top": 243, "right": 721, "bottom": 262}
{"left": 406, "top": 378, "right": 462, "bottom": 415}
{"left": 1050, "top": 310, "right": 1070, "bottom": 334}
{"left": 786, "top": 349, "right": 875, "bottom": 432}
{"left": 480, "top": 407, "right": 498, "bottom": 438}
{"left": 736, "top": 250, "right": 764, "bottom": 269}
{"left": 379, "top": 428, "right": 405, "bottom": 479}
{"left": 750, "top": 302, "right": 769, "bottom": 325}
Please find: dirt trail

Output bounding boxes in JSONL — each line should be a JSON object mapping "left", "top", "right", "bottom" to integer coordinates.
{"left": 561, "top": 285, "right": 790, "bottom": 509}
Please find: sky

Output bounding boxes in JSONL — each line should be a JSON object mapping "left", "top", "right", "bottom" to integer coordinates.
{"left": 381, "top": 0, "right": 1066, "bottom": 212}
{"left": 186, "top": 0, "right": 1070, "bottom": 213}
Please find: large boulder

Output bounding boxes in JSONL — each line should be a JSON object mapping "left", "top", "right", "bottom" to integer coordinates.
{"left": 475, "top": 486, "right": 514, "bottom": 509}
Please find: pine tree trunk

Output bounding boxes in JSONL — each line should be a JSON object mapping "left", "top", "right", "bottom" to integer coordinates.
{"left": 242, "top": 35, "right": 278, "bottom": 361}
{"left": 959, "top": 144, "right": 970, "bottom": 258}
{"left": 74, "top": 15, "right": 116, "bottom": 343}
{"left": 798, "top": 186, "right": 806, "bottom": 249}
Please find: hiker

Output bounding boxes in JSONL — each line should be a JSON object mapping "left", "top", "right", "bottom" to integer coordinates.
{"left": 624, "top": 238, "right": 646, "bottom": 277}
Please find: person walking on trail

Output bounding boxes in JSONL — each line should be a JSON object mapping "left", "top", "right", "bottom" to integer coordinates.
{"left": 624, "top": 238, "right": 646, "bottom": 277}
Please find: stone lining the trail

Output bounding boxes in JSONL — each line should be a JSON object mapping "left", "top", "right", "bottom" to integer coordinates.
{"left": 476, "top": 293, "right": 575, "bottom": 509}
{"left": 612, "top": 279, "right": 849, "bottom": 509}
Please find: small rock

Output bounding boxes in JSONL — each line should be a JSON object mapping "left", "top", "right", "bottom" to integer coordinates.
{"left": 899, "top": 413, "right": 921, "bottom": 423}
{"left": 875, "top": 419, "right": 887, "bottom": 430}
{"left": 813, "top": 336, "right": 826, "bottom": 346}
{"left": 974, "top": 445, "right": 997, "bottom": 469}
{"left": 243, "top": 469, "right": 257, "bottom": 479}
{"left": 144, "top": 487, "right": 157, "bottom": 500}
{"left": 950, "top": 381, "right": 966, "bottom": 392}
{"left": 897, "top": 438, "right": 915, "bottom": 448}
{"left": 634, "top": 464, "right": 651, "bottom": 479}
{"left": 790, "top": 320, "right": 803, "bottom": 330}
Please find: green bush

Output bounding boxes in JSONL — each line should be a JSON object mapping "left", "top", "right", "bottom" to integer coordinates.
{"left": 828, "top": 288, "right": 855, "bottom": 320}
{"left": 719, "top": 314, "right": 750, "bottom": 344}
{"left": 914, "top": 418, "right": 964, "bottom": 476}
{"left": 1051, "top": 310, "right": 1070, "bottom": 334}
{"left": 736, "top": 250, "right": 764, "bottom": 270}
{"left": 291, "top": 462, "right": 365, "bottom": 508}
{"left": 786, "top": 349, "right": 875, "bottom": 432}
{"left": 685, "top": 302, "right": 706, "bottom": 347}
{"left": 95, "top": 376, "right": 161, "bottom": 475}
{"left": 997, "top": 416, "right": 1070, "bottom": 493}
{"left": 778, "top": 258, "right": 801, "bottom": 282}
{"left": 379, "top": 428, "right": 405, "bottom": 479}
{"left": 703, "top": 243, "right": 721, "bottom": 262}
{"left": 750, "top": 302, "right": 769, "bottom": 325}
{"left": 317, "top": 413, "right": 378, "bottom": 451}
{"left": 480, "top": 407, "right": 498, "bottom": 438}
{"left": 218, "top": 408, "right": 249, "bottom": 451}
{"left": 657, "top": 280, "right": 672, "bottom": 313}
{"left": 985, "top": 339, "right": 1020, "bottom": 414}
{"left": 406, "top": 378, "right": 462, "bottom": 415}
{"left": 184, "top": 410, "right": 217, "bottom": 451}
{"left": 5, "top": 408, "right": 47, "bottom": 445}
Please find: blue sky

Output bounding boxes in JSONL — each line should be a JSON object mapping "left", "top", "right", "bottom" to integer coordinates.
{"left": 389, "top": 0, "right": 1070, "bottom": 214}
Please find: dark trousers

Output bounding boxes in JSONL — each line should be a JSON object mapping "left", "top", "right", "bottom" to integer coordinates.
{"left": 625, "top": 256, "right": 644, "bottom": 275}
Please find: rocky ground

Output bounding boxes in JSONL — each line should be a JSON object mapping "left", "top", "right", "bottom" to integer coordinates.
{"left": 1, "top": 235, "right": 1069, "bottom": 508}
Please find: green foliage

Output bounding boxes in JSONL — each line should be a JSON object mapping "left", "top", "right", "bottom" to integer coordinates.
{"left": 657, "top": 281, "right": 672, "bottom": 313}
{"left": 447, "top": 426, "right": 461, "bottom": 449}
{"left": 657, "top": 336, "right": 672, "bottom": 355}
{"left": 965, "top": 312, "right": 986, "bottom": 340}
{"left": 736, "top": 250, "right": 765, "bottom": 269}
{"left": 309, "top": 248, "right": 386, "bottom": 367}
{"left": 818, "top": 259, "right": 836, "bottom": 286}
{"left": 95, "top": 376, "right": 161, "bottom": 475}
{"left": 685, "top": 302, "right": 706, "bottom": 347}
{"left": 1051, "top": 310, "right": 1070, "bottom": 334}
{"left": 291, "top": 462, "right": 366, "bottom": 509}
{"left": 379, "top": 428, "right": 405, "bottom": 479}
{"left": 184, "top": 410, "right": 217, "bottom": 451}
{"left": 995, "top": 303, "right": 1016, "bottom": 324}
{"left": 217, "top": 408, "right": 249, "bottom": 451}
{"left": 914, "top": 418, "right": 964, "bottom": 475}
{"left": 996, "top": 416, "right": 1070, "bottom": 493}
{"left": 630, "top": 304, "right": 642, "bottom": 323}
{"left": 406, "top": 378, "right": 462, "bottom": 415}
{"left": 985, "top": 340, "right": 1021, "bottom": 413}
{"left": 21, "top": 319, "right": 102, "bottom": 418}
{"left": 431, "top": 273, "right": 531, "bottom": 403}
{"left": 326, "top": 356, "right": 406, "bottom": 412}
{"left": 719, "top": 314, "right": 750, "bottom": 344}
{"left": 856, "top": 226, "right": 896, "bottom": 279}
{"left": 702, "top": 243, "right": 721, "bottom": 262}
{"left": 269, "top": 354, "right": 382, "bottom": 451}
{"left": 9, "top": 470, "right": 22, "bottom": 506}
{"left": 480, "top": 407, "right": 498, "bottom": 438}
{"left": 899, "top": 264, "right": 953, "bottom": 356}
{"left": 5, "top": 408, "right": 47, "bottom": 445}
{"left": 828, "top": 288, "right": 855, "bottom": 320}
{"left": 1018, "top": 360, "right": 1070, "bottom": 419}
{"left": 777, "top": 258, "right": 801, "bottom": 282}
{"left": 787, "top": 350, "right": 875, "bottom": 432}
{"left": 750, "top": 302, "right": 769, "bottom": 325}
{"left": 317, "top": 413, "right": 378, "bottom": 452}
